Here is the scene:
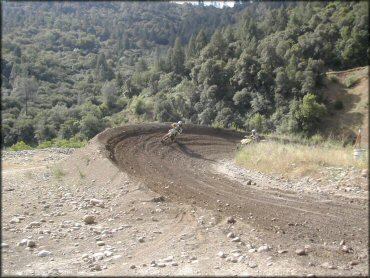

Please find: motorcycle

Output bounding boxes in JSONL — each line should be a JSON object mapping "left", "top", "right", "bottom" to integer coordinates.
{"left": 161, "top": 129, "right": 178, "bottom": 145}
{"left": 236, "top": 135, "right": 265, "bottom": 150}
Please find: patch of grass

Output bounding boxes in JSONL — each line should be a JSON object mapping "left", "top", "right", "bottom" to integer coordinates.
{"left": 9, "top": 141, "right": 33, "bottom": 151}
{"left": 78, "top": 169, "right": 86, "bottom": 179}
{"left": 345, "top": 76, "right": 360, "bottom": 88}
{"left": 52, "top": 166, "right": 65, "bottom": 180}
{"left": 235, "top": 141, "right": 367, "bottom": 179}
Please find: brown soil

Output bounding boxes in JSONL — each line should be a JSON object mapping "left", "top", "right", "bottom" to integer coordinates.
{"left": 2, "top": 123, "right": 368, "bottom": 276}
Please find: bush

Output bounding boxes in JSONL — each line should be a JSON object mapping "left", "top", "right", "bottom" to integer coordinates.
{"left": 328, "top": 75, "right": 339, "bottom": 83}
{"left": 37, "top": 138, "right": 87, "bottom": 149}
{"left": 345, "top": 77, "right": 359, "bottom": 88}
{"left": 9, "top": 141, "right": 33, "bottom": 151}
{"left": 333, "top": 100, "right": 344, "bottom": 110}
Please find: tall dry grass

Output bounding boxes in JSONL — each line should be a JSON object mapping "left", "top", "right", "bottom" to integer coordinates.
{"left": 235, "top": 141, "right": 368, "bottom": 179}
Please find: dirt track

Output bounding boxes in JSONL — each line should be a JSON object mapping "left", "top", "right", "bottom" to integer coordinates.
{"left": 98, "top": 123, "right": 368, "bottom": 273}
{"left": 2, "top": 123, "right": 367, "bottom": 276}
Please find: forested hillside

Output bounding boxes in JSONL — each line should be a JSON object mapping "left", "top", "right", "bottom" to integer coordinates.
{"left": 1, "top": 1, "right": 368, "bottom": 147}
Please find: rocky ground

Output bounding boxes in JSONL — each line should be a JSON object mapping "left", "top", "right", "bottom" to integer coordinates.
{"left": 1, "top": 124, "right": 369, "bottom": 276}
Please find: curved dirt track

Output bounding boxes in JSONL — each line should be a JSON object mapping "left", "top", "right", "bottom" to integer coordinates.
{"left": 98, "top": 123, "right": 368, "bottom": 266}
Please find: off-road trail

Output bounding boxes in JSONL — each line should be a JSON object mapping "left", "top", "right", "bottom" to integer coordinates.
{"left": 2, "top": 123, "right": 368, "bottom": 276}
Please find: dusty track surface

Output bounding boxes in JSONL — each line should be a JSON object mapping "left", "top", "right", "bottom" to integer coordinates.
{"left": 2, "top": 123, "right": 368, "bottom": 276}
{"left": 98, "top": 123, "right": 369, "bottom": 275}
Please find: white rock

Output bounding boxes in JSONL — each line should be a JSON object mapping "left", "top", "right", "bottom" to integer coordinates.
{"left": 104, "top": 251, "right": 113, "bottom": 257}
{"left": 163, "top": 256, "right": 174, "bottom": 262}
{"left": 217, "top": 251, "right": 226, "bottom": 258}
{"left": 227, "top": 232, "right": 235, "bottom": 238}
{"left": 1, "top": 243, "right": 9, "bottom": 248}
{"left": 18, "top": 239, "right": 28, "bottom": 246}
{"left": 37, "top": 250, "right": 52, "bottom": 257}
{"left": 93, "top": 253, "right": 105, "bottom": 260}
{"left": 10, "top": 217, "right": 21, "bottom": 224}
{"left": 90, "top": 198, "right": 104, "bottom": 205}
{"left": 257, "top": 245, "right": 270, "bottom": 252}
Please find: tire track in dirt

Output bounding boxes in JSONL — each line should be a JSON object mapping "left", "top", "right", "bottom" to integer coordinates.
{"left": 98, "top": 123, "right": 368, "bottom": 263}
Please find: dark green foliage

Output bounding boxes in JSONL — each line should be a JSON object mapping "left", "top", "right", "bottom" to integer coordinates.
{"left": 1, "top": 1, "right": 368, "bottom": 147}
{"left": 333, "top": 100, "right": 344, "bottom": 110}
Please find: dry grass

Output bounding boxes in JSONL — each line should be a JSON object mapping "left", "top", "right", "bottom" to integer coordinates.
{"left": 235, "top": 141, "right": 368, "bottom": 179}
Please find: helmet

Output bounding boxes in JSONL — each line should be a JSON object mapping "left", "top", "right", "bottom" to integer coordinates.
{"left": 178, "top": 121, "right": 183, "bottom": 126}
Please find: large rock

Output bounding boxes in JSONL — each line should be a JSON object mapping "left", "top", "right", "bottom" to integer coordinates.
{"left": 83, "top": 215, "right": 95, "bottom": 224}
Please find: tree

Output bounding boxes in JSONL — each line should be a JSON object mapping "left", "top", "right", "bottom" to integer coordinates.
{"left": 11, "top": 76, "right": 38, "bottom": 116}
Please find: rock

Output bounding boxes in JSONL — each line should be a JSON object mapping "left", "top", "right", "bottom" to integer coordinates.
{"left": 349, "top": 260, "right": 359, "bottom": 266}
{"left": 10, "top": 217, "right": 21, "bottom": 224}
{"left": 157, "top": 263, "right": 166, "bottom": 267}
{"left": 248, "top": 248, "right": 256, "bottom": 253}
{"left": 37, "top": 250, "right": 52, "bottom": 257}
{"left": 104, "top": 251, "right": 113, "bottom": 257}
{"left": 227, "top": 217, "right": 236, "bottom": 224}
{"left": 90, "top": 198, "right": 104, "bottom": 206}
{"left": 163, "top": 256, "right": 174, "bottom": 262}
{"left": 92, "top": 264, "right": 101, "bottom": 271}
{"left": 171, "top": 262, "right": 178, "bottom": 266}
{"left": 26, "top": 240, "right": 36, "bottom": 248}
{"left": 217, "top": 251, "right": 226, "bottom": 258}
{"left": 257, "top": 245, "right": 270, "bottom": 252}
{"left": 83, "top": 215, "right": 95, "bottom": 224}
{"left": 278, "top": 249, "right": 288, "bottom": 254}
{"left": 1, "top": 243, "right": 9, "bottom": 248}
{"left": 18, "top": 239, "right": 28, "bottom": 246}
{"left": 29, "top": 221, "right": 41, "bottom": 228}
{"left": 231, "top": 237, "right": 241, "bottom": 242}
{"left": 227, "top": 232, "right": 235, "bottom": 238}
{"left": 339, "top": 240, "right": 345, "bottom": 246}
{"left": 361, "top": 169, "right": 368, "bottom": 177}
{"left": 93, "top": 253, "right": 105, "bottom": 260}
{"left": 248, "top": 262, "right": 257, "bottom": 268}
{"left": 321, "top": 262, "right": 336, "bottom": 269}
{"left": 341, "top": 245, "right": 351, "bottom": 253}
{"left": 138, "top": 237, "right": 145, "bottom": 243}
{"left": 247, "top": 180, "right": 252, "bottom": 185}
{"left": 151, "top": 196, "right": 165, "bottom": 202}
{"left": 96, "top": 241, "right": 105, "bottom": 246}
{"left": 295, "top": 249, "right": 306, "bottom": 256}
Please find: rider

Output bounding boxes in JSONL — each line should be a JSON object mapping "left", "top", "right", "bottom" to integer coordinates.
{"left": 250, "top": 129, "right": 260, "bottom": 141}
{"left": 162, "top": 121, "right": 183, "bottom": 142}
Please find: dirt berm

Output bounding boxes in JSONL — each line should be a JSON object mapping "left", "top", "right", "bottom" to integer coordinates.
{"left": 97, "top": 123, "right": 368, "bottom": 274}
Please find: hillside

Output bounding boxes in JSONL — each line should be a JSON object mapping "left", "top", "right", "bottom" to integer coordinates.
{"left": 1, "top": 1, "right": 369, "bottom": 148}
{"left": 320, "top": 66, "right": 369, "bottom": 147}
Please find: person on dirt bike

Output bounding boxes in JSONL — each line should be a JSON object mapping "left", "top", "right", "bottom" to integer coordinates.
{"left": 250, "top": 129, "right": 260, "bottom": 141}
{"left": 161, "top": 121, "right": 183, "bottom": 143}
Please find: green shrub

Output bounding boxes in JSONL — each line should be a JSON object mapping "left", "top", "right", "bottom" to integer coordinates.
{"left": 211, "top": 121, "right": 224, "bottom": 129}
{"left": 37, "top": 138, "right": 87, "bottom": 149}
{"left": 346, "top": 77, "right": 359, "bottom": 88}
{"left": 333, "top": 100, "right": 344, "bottom": 110}
{"left": 9, "top": 141, "right": 33, "bottom": 151}
{"left": 310, "top": 134, "right": 324, "bottom": 145}
{"left": 328, "top": 75, "right": 339, "bottom": 83}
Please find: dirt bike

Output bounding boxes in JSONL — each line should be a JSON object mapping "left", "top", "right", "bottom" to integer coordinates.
{"left": 161, "top": 130, "right": 178, "bottom": 145}
{"left": 236, "top": 135, "right": 265, "bottom": 150}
